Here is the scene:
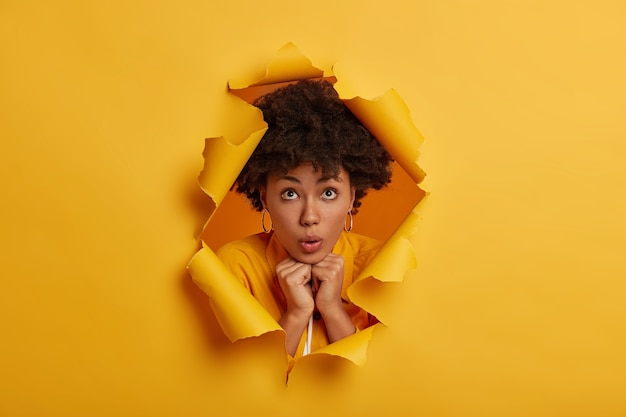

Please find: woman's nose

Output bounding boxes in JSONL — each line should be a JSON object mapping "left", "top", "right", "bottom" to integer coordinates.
{"left": 300, "top": 201, "right": 320, "bottom": 226}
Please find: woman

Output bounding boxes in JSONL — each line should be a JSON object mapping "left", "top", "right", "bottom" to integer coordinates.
{"left": 217, "top": 79, "right": 393, "bottom": 359}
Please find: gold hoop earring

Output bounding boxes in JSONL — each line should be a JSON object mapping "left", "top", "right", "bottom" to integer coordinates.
{"left": 261, "top": 208, "right": 273, "bottom": 233}
{"left": 344, "top": 211, "right": 353, "bottom": 233}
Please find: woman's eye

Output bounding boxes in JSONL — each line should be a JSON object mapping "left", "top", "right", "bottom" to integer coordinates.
{"left": 322, "top": 188, "right": 338, "bottom": 200}
{"left": 280, "top": 189, "right": 298, "bottom": 200}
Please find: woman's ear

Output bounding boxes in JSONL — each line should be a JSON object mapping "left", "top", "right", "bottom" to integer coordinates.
{"left": 349, "top": 186, "right": 356, "bottom": 211}
{"left": 259, "top": 187, "right": 267, "bottom": 209}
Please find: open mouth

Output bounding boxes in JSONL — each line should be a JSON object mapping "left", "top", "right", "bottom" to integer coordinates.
{"left": 300, "top": 238, "right": 322, "bottom": 253}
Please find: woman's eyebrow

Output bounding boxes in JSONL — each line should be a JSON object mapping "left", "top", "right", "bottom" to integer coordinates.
{"left": 276, "top": 175, "right": 301, "bottom": 183}
{"left": 318, "top": 175, "right": 342, "bottom": 184}
{"left": 275, "top": 174, "right": 343, "bottom": 184}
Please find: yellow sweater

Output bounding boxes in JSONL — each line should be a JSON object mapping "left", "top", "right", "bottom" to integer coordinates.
{"left": 217, "top": 231, "right": 380, "bottom": 358}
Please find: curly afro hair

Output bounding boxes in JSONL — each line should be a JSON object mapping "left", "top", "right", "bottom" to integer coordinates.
{"left": 235, "top": 79, "right": 394, "bottom": 214}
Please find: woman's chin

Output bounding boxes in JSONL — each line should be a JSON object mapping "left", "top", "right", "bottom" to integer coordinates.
{"left": 289, "top": 250, "right": 330, "bottom": 265}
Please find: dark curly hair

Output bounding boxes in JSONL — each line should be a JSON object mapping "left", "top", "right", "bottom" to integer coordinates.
{"left": 235, "top": 79, "right": 393, "bottom": 214}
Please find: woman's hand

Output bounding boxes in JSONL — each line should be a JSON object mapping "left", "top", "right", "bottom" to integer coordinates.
{"left": 276, "top": 257, "right": 315, "bottom": 356}
{"left": 312, "top": 254, "right": 356, "bottom": 342}
{"left": 276, "top": 257, "right": 315, "bottom": 316}
{"left": 277, "top": 254, "right": 355, "bottom": 355}
{"left": 311, "top": 253, "right": 345, "bottom": 313}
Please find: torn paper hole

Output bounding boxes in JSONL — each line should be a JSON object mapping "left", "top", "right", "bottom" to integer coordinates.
{"left": 188, "top": 42, "right": 427, "bottom": 378}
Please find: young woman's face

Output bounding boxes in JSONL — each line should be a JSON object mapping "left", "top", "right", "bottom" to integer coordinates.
{"left": 262, "top": 163, "right": 355, "bottom": 265}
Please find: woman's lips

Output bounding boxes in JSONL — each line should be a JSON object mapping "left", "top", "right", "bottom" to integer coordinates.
{"left": 300, "top": 237, "right": 322, "bottom": 253}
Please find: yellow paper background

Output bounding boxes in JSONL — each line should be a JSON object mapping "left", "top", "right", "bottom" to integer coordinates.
{"left": 1, "top": 1, "right": 625, "bottom": 416}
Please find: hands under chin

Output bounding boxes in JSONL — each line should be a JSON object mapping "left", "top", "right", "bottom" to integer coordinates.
{"left": 276, "top": 254, "right": 355, "bottom": 354}
{"left": 275, "top": 253, "right": 345, "bottom": 317}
